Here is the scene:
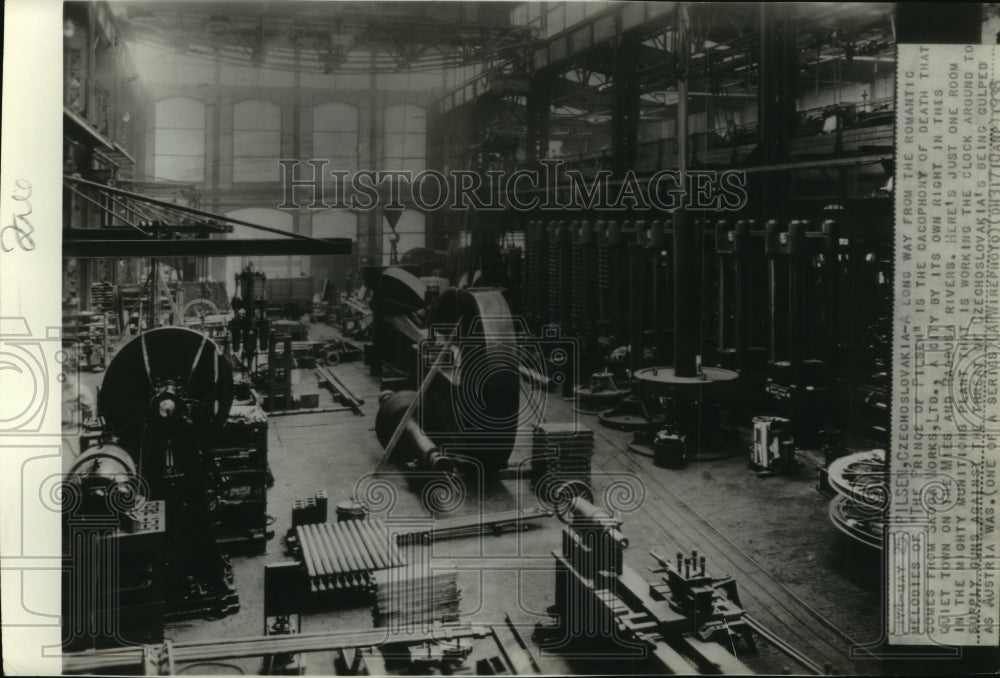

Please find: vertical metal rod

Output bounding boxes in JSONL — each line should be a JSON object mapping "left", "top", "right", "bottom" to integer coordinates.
{"left": 629, "top": 241, "right": 644, "bottom": 375}
{"left": 718, "top": 256, "right": 727, "bottom": 348}
{"left": 769, "top": 255, "right": 777, "bottom": 361}
{"left": 735, "top": 241, "right": 746, "bottom": 363}
{"left": 672, "top": 2, "right": 698, "bottom": 378}
{"left": 283, "top": 337, "right": 293, "bottom": 408}
{"left": 788, "top": 223, "right": 804, "bottom": 376}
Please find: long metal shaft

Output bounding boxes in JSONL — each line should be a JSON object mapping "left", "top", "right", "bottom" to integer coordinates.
{"left": 375, "top": 317, "right": 464, "bottom": 472}
{"left": 673, "top": 2, "right": 698, "bottom": 378}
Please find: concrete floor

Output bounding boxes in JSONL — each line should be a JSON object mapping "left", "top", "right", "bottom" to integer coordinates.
{"left": 66, "top": 323, "right": 946, "bottom": 675}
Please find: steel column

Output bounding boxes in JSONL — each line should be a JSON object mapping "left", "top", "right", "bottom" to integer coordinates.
{"left": 672, "top": 3, "right": 698, "bottom": 378}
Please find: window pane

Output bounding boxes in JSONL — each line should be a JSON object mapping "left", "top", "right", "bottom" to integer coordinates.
{"left": 312, "top": 210, "right": 357, "bottom": 239}
{"left": 401, "top": 134, "right": 426, "bottom": 158}
{"left": 234, "top": 157, "right": 282, "bottom": 182}
{"left": 313, "top": 131, "right": 358, "bottom": 159}
{"left": 155, "top": 128, "right": 204, "bottom": 155}
{"left": 234, "top": 100, "right": 281, "bottom": 130}
{"left": 314, "top": 102, "right": 359, "bottom": 132}
{"left": 156, "top": 97, "right": 205, "bottom": 129}
{"left": 234, "top": 130, "right": 279, "bottom": 156}
{"left": 155, "top": 155, "right": 203, "bottom": 182}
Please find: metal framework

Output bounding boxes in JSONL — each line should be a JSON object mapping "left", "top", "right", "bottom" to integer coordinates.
{"left": 63, "top": 175, "right": 352, "bottom": 258}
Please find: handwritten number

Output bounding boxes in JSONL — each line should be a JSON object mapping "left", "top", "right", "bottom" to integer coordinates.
{"left": 2, "top": 179, "right": 36, "bottom": 252}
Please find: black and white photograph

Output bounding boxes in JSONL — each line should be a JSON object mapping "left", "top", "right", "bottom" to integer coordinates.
{"left": 1, "top": 1, "right": 999, "bottom": 676}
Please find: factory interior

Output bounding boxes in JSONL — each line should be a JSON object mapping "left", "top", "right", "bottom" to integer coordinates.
{"left": 58, "top": 2, "right": 998, "bottom": 676}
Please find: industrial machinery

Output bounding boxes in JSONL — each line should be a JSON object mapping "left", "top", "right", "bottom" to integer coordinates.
{"left": 62, "top": 623, "right": 542, "bottom": 676}
{"left": 539, "top": 497, "right": 755, "bottom": 674}
{"left": 373, "top": 270, "right": 542, "bottom": 480}
{"left": 63, "top": 327, "right": 244, "bottom": 649}
{"left": 749, "top": 415, "right": 796, "bottom": 475}
{"left": 229, "top": 263, "right": 271, "bottom": 371}
{"left": 763, "top": 218, "right": 837, "bottom": 446}
{"left": 825, "top": 449, "right": 886, "bottom": 550}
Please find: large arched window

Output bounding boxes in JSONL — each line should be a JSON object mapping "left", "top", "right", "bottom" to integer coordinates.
{"left": 233, "top": 100, "right": 281, "bottom": 182}
{"left": 154, "top": 97, "right": 205, "bottom": 182}
{"left": 383, "top": 103, "right": 426, "bottom": 173}
{"left": 382, "top": 104, "right": 426, "bottom": 262}
{"left": 313, "top": 102, "right": 359, "bottom": 172}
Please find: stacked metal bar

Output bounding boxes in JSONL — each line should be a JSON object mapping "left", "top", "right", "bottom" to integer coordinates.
{"left": 531, "top": 423, "right": 595, "bottom": 486}
{"left": 293, "top": 519, "right": 405, "bottom": 595}
{"left": 372, "top": 567, "right": 460, "bottom": 629}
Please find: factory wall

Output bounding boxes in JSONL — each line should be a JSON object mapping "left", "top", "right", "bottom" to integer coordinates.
{"left": 129, "top": 45, "right": 441, "bottom": 296}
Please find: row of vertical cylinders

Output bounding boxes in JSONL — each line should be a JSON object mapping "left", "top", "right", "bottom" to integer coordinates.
{"left": 675, "top": 549, "right": 707, "bottom": 579}
{"left": 295, "top": 519, "right": 405, "bottom": 593}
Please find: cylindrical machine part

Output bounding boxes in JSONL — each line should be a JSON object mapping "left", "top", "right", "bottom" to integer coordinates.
{"left": 372, "top": 521, "right": 404, "bottom": 567}
{"left": 336, "top": 500, "right": 368, "bottom": 522}
{"left": 375, "top": 390, "right": 441, "bottom": 468}
{"left": 355, "top": 520, "right": 389, "bottom": 570}
{"left": 344, "top": 520, "right": 377, "bottom": 571}
{"left": 67, "top": 443, "right": 141, "bottom": 514}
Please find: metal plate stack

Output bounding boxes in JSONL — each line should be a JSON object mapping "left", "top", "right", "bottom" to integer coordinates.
{"left": 531, "top": 422, "right": 595, "bottom": 487}
{"left": 292, "top": 519, "right": 406, "bottom": 595}
{"left": 827, "top": 449, "right": 886, "bottom": 550}
{"left": 372, "top": 567, "right": 460, "bottom": 629}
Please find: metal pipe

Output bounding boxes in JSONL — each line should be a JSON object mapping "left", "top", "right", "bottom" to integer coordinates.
{"left": 343, "top": 520, "right": 377, "bottom": 572}
{"left": 310, "top": 525, "right": 340, "bottom": 575}
{"left": 356, "top": 520, "right": 387, "bottom": 571}
{"left": 328, "top": 523, "right": 363, "bottom": 575}
{"left": 296, "top": 526, "right": 318, "bottom": 579}
{"left": 373, "top": 521, "right": 404, "bottom": 567}
{"left": 350, "top": 520, "right": 382, "bottom": 570}
{"left": 306, "top": 524, "right": 334, "bottom": 578}
{"left": 321, "top": 523, "right": 350, "bottom": 574}
{"left": 342, "top": 523, "right": 371, "bottom": 574}
{"left": 356, "top": 520, "right": 390, "bottom": 570}
{"left": 314, "top": 523, "right": 345, "bottom": 576}
{"left": 298, "top": 525, "right": 327, "bottom": 592}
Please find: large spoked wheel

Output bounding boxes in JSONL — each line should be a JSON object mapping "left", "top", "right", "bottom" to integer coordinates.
{"left": 98, "top": 327, "right": 234, "bottom": 438}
